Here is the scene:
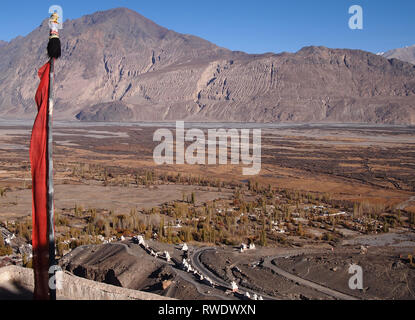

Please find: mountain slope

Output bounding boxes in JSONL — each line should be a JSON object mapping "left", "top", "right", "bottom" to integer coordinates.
{"left": 0, "top": 8, "right": 414, "bottom": 124}
{"left": 0, "top": 8, "right": 237, "bottom": 120}
{"left": 382, "top": 45, "right": 415, "bottom": 65}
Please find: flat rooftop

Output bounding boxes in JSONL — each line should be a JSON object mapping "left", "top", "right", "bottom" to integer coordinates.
{"left": 0, "top": 265, "right": 173, "bottom": 300}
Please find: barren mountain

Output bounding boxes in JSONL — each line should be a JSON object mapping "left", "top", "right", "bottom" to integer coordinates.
{"left": 0, "top": 7, "right": 414, "bottom": 124}
{"left": 382, "top": 45, "right": 415, "bottom": 65}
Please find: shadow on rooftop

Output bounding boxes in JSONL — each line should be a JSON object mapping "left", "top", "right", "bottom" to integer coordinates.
{"left": 0, "top": 279, "right": 33, "bottom": 300}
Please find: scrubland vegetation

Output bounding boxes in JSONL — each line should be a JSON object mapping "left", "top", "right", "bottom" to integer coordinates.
{"left": 2, "top": 164, "right": 413, "bottom": 260}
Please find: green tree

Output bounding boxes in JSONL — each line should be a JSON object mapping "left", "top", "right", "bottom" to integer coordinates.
{"left": 159, "top": 217, "right": 165, "bottom": 238}
{"left": 297, "top": 224, "right": 304, "bottom": 237}
{"left": 259, "top": 229, "right": 267, "bottom": 247}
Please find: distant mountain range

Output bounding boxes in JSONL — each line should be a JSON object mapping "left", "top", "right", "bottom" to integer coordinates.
{"left": 0, "top": 7, "right": 414, "bottom": 124}
{"left": 381, "top": 45, "right": 415, "bottom": 65}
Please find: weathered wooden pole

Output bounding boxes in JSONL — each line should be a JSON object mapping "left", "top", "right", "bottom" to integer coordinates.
{"left": 47, "top": 57, "right": 56, "bottom": 300}
{"left": 31, "top": 10, "right": 61, "bottom": 300}
{"left": 46, "top": 9, "right": 61, "bottom": 300}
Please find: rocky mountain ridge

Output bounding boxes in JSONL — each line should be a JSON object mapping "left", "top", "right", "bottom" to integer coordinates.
{"left": 0, "top": 8, "right": 414, "bottom": 124}
{"left": 382, "top": 45, "right": 415, "bottom": 65}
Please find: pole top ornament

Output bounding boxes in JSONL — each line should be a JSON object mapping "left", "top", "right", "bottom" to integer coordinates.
{"left": 49, "top": 12, "right": 60, "bottom": 39}
{"left": 47, "top": 11, "right": 61, "bottom": 59}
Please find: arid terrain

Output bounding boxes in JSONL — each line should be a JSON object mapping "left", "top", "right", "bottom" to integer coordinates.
{"left": 0, "top": 121, "right": 414, "bottom": 299}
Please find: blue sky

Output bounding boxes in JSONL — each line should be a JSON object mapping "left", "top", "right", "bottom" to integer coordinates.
{"left": 0, "top": 0, "right": 414, "bottom": 54}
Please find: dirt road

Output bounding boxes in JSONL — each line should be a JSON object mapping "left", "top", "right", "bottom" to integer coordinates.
{"left": 191, "top": 247, "right": 279, "bottom": 300}
{"left": 262, "top": 256, "right": 359, "bottom": 300}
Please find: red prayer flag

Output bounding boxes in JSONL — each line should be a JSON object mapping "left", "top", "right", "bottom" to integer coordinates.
{"left": 30, "top": 61, "right": 51, "bottom": 300}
